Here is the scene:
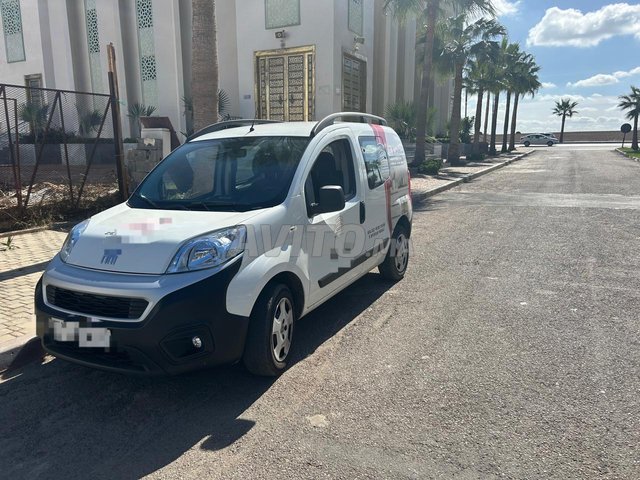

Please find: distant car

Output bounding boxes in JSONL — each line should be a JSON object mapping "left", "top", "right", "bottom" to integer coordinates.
{"left": 521, "top": 134, "right": 558, "bottom": 147}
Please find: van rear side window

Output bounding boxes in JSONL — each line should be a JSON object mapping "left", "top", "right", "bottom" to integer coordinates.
{"left": 359, "top": 136, "right": 390, "bottom": 189}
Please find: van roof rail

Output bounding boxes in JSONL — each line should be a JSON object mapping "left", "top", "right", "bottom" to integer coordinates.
{"left": 311, "top": 112, "right": 387, "bottom": 137}
{"left": 187, "top": 119, "right": 281, "bottom": 141}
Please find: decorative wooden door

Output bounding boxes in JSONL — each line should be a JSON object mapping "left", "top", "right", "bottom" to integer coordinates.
{"left": 256, "top": 46, "right": 315, "bottom": 121}
{"left": 342, "top": 54, "right": 366, "bottom": 112}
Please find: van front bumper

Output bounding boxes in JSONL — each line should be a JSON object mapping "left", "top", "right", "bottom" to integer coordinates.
{"left": 35, "top": 259, "right": 249, "bottom": 375}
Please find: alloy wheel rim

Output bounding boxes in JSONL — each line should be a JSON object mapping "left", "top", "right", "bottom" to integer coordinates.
{"left": 395, "top": 234, "right": 409, "bottom": 273}
{"left": 272, "top": 297, "right": 293, "bottom": 362}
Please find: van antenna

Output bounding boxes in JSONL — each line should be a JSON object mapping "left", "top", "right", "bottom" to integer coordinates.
{"left": 249, "top": 118, "right": 256, "bottom": 133}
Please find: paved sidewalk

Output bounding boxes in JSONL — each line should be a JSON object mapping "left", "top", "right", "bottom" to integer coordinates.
{"left": 0, "top": 230, "right": 67, "bottom": 348}
{"left": 0, "top": 149, "right": 532, "bottom": 368}
{"left": 410, "top": 149, "right": 532, "bottom": 198}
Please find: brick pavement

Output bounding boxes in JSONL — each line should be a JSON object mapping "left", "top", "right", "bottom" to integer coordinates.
{"left": 0, "top": 230, "right": 67, "bottom": 348}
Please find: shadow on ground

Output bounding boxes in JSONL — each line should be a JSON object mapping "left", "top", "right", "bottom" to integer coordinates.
{"left": 411, "top": 195, "right": 449, "bottom": 213}
{"left": 0, "top": 273, "right": 393, "bottom": 479}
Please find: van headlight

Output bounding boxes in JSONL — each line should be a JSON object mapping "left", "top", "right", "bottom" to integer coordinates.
{"left": 59, "top": 220, "right": 89, "bottom": 263}
{"left": 167, "top": 226, "right": 247, "bottom": 273}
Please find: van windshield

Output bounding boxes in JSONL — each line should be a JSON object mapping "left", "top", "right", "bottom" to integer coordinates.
{"left": 129, "top": 136, "right": 310, "bottom": 212}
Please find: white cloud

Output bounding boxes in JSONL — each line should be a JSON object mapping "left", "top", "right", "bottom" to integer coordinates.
{"left": 568, "top": 74, "right": 620, "bottom": 88}
{"left": 541, "top": 82, "right": 557, "bottom": 89}
{"left": 613, "top": 66, "right": 640, "bottom": 78}
{"left": 493, "top": 0, "right": 521, "bottom": 17}
{"left": 537, "top": 93, "right": 585, "bottom": 103}
{"left": 527, "top": 3, "right": 640, "bottom": 47}
{"left": 567, "top": 66, "right": 640, "bottom": 88}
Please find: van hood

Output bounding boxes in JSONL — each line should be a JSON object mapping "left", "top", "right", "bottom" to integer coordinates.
{"left": 65, "top": 203, "right": 261, "bottom": 274}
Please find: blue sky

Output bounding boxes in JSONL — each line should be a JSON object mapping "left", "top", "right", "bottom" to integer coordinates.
{"left": 474, "top": 1, "right": 640, "bottom": 132}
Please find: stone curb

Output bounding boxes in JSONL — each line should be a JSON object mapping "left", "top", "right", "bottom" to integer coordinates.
{"left": 0, "top": 335, "right": 37, "bottom": 372}
{"left": 615, "top": 148, "right": 640, "bottom": 163}
{"left": 0, "top": 221, "right": 74, "bottom": 238}
{"left": 412, "top": 149, "right": 533, "bottom": 202}
{"left": 0, "top": 226, "right": 48, "bottom": 239}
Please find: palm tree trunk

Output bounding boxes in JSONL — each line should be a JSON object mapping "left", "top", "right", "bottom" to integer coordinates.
{"left": 464, "top": 89, "right": 468, "bottom": 118}
{"left": 483, "top": 92, "right": 490, "bottom": 142}
{"left": 414, "top": 0, "right": 439, "bottom": 167}
{"left": 489, "top": 92, "right": 500, "bottom": 155}
{"left": 192, "top": 0, "right": 219, "bottom": 132}
{"left": 501, "top": 91, "right": 511, "bottom": 152}
{"left": 447, "top": 61, "right": 464, "bottom": 165}
{"left": 632, "top": 115, "right": 639, "bottom": 150}
{"left": 509, "top": 93, "right": 519, "bottom": 151}
{"left": 560, "top": 115, "right": 566, "bottom": 143}
{"left": 473, "top": 88, "right": 484, "bottom": 154}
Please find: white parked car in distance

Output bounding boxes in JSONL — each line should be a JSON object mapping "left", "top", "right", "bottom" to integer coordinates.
{"left": 521, "top": 133, "right": 558, "bottom": 147}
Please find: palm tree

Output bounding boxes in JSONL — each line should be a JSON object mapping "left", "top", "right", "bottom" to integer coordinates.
{"left": 508, "top": 55, "right": 540, "bottom": 150}
{"left": 487, "top": 37, "right": 514, "bottom": 155}
{"left": 127, "top": 103, "right": 156, "bottom": 138}
{"left": 439, "top": 15, "right": 504, "bottom": 164}
{"left": 192, "top": 0, "right": 219, "bottom": 132}
{"left": 465, "top": 33, "right": 502, "bottom": 155}
{"left": 553, "top": 99, "right": 579, "bottom": 143}
{"left": 618, "top": 85, "right": 640, "bottom": 151}
{"left": 384, "top": 0, "right": 495, "bottom": 165}
{"left": 19, "top": 102, "right": 49, "bottom": 137}
{"left": 500, "top": 43, "right": 522, "bottom": 152}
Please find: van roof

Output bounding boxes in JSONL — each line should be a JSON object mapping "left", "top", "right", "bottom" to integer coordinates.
{"left": 189, "top": 113, "right": 389, "bottom": 142}
{"left": 191, "top": 121, "right": 317, "bottom": 141}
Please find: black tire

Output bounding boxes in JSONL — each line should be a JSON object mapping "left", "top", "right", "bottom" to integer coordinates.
{"left": 378, "top": 224, "right": 410, "bottom": 281}
{"left": 524, "top": 141, "right": 531, "bottom": 147}
{"left": 547, "top": 141, "right": 554, "bottom": 147}
{"left": 243, "top": 283, "right": 295, "bottom": 376}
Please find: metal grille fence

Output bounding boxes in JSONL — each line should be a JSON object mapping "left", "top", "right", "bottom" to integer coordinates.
{"left": 0, "top": 83, "right": 118, "bottom": 217}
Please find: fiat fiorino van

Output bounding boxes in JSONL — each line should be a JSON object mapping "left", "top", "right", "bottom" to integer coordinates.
{"left": 35, "top": 113, "right": 413, "bottom": 376}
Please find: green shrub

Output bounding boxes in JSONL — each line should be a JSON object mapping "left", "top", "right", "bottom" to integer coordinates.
{"left": 385, "top": 101, "right": 417, "bottom": 141}
{"left": 459, "top": 116, "right": 474, "bottom": 144}
{"left": 418, "top": 158, "right": 443, "bottom": 176}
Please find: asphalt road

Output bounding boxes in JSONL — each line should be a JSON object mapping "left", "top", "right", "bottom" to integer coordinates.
{"left": 2, "top": 147, "right": 640, "bottom": 479}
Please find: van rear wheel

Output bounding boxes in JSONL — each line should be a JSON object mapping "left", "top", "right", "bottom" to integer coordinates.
{"left": 243, "top": 283, "right": 295, "bottom": 376}
{"left": 379, "top": 225, "right": 410, "bottom": 281}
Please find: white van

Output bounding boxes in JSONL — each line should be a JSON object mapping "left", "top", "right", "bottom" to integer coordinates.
{"left": 35, "top": 113, "right": 413, "bottom": 376}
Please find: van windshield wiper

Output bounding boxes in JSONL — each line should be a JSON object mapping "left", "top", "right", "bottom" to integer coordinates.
{"left": 187, "top": 201, "right": 244, "bottom": 212}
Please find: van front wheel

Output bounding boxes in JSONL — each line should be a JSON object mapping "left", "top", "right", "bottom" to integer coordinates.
{"left": 379, "top": 225, "right": 410, "bottom": 281}
{"left": 243, "top": 283, "right": 295, "bottom": 376}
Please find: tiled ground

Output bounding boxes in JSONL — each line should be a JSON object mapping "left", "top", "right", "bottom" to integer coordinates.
{"left": 0, "top": 230, "right": 67, "bottom": 347}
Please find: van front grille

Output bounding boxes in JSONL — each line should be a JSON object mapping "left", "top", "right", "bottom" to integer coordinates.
{"left": 46, "top": 285, "right": 148, "bottom": 320}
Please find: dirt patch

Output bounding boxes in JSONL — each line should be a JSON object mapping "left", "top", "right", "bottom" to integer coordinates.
{"left": 0, "top": 183, "right": 121, "bottom": 233}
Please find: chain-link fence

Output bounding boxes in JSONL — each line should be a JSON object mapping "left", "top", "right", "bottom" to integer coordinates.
{"left": 0, "top": 83, "right": 119, "bottom": 222}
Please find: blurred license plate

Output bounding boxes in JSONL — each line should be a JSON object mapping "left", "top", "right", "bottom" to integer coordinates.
{"left": 51, "top": 318, "right": 111, "bottom": 348}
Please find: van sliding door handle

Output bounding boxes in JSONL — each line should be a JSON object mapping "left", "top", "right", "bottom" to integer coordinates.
{"left": 360, "top": 202, "right": 366, "bottom": 224}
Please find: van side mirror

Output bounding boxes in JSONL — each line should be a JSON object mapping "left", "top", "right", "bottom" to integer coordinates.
{"left": 315, "top": 185, "right": 345, "bottom": 214}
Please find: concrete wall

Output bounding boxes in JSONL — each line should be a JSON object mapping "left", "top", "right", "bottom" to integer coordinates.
{"left": 333, "top": 0, "right": 375, "bottom": 114}
{"left": 232, "top": 0, "right": 335, "bottom": 120}
{"left": 0, "top": 0, "right": 46, "bottom": 86}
